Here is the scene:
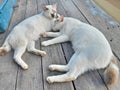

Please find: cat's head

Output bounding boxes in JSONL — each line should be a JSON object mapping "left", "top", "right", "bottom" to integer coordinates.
{"left": 52, "top": 14, "right": 64, "bottom": 31}
{"left": 42, "top": 4, "right": 57, "bottom": 19}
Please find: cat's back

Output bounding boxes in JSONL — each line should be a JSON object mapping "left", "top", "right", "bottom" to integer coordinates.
{"left": 7, "top": 14, "right": 45, "bottom": 41}
{"left": 15, "top": 14, "right": 46, "bottom": 28}
{"left": 67, "top": 19, "right": 111, "bottom": 54}
{"left": 77, "top": 24, "right": 108, "bottom": 45}
{"left": 63, "top": 17, "right": 108, "bottom": 45}
{"left": 63, "top": 17, "right": 106, "bottom": 43}
{"left": 64, "top": 17, "right": 82, "bottom": 25}
{"left": 11, "top": 13, "right": 51, "bottom": 36}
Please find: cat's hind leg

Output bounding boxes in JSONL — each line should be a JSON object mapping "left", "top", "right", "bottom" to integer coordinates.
{"left": 0, "top": 40, "right": 11, "bottom": 56}
{"left": 47, "top": 70, "right": 78, "bottom": 83}
{"left": 47, "top": 53, "right": 90, "bottom": 83}
{"left": 27, "top": 41, "right": 46, "bottom": 56}
{"left": 13, "top": 46, "right": 28, "bottom": 70}
{"left": 49, "top": 64, "right": 69, "bottom": 72}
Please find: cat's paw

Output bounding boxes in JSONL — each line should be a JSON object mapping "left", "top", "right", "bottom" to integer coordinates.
{"left": 47, "top": 76, "right": 54, "bottom": 83}
{"left": 22, "top": 64, "right": 29, "bottom": 70}
{"left": 40, "top": 51, "right": 46, "bottom": 56}
{"left": 41, "top": 41, "right": 49, "bottom": 46}
{"left": 49, "top": 65, "right": 56, "bottom": 71}
{"left": 42, "top": 32, "right": 48, "bottom": 37}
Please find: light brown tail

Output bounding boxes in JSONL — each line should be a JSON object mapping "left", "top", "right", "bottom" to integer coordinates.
{"left": 104, "top": 55, "right": 119, "bottom": 86}
{"left": 0, "top": 48, "right": 8, "bottom": 56}
{"left": 0, "top": 41, "right": 11, "bottom": 56}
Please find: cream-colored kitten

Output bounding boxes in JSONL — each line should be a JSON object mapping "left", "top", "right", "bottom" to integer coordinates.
{"left": 42, "top": 15, "right": 119, "bottom": 86}
{"left": 0, "top": 4, "right": 57, "bottom": 70}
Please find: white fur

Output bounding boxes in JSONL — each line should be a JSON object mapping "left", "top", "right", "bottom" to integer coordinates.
{"left": 42, "top": 16, "right": 113, "bottom": 83}
{"left": 110, "top": 63, "right": 119, "bottom": 73}
{"left": 0, "top": 4, "right": 57, "bottom": 69}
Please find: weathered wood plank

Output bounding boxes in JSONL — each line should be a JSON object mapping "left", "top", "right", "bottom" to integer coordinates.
{"left": 25, "top": 0, "right": 38, "bottom": 18}
{"left": 15, "top": 0, "right": 43, "bottom": 90}
{"left": 37, "top": 0, "right": 48, "bottom": 13}
{"left": 0, "top": 0, "right": 27, "bottom": 90}
{"left": 57, "top": 0, "right": 87, "bottom": 23}
{"left": 8, "top": 0, "right": 27, "bottom": 30}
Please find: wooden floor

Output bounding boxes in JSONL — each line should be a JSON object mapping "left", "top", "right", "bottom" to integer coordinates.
{"left": 0, "top": 0, "right": 120, "bottom": 90}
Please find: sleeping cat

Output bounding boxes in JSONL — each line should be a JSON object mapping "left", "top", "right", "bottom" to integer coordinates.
{"left": 42, "top": 15, "right": 119, "bottom": 86}
{"left": 0, "top": 4, "right": 57, "bottom": 70}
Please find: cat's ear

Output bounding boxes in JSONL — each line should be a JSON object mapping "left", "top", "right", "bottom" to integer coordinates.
{"left": 42, "top": 5, "right": 48, "bottom": 11}
{"left": 52, "top": 3, "right": 57, "bottom": 11}
{"left": 60, "top": 15, "right": 64, "bottom": 22}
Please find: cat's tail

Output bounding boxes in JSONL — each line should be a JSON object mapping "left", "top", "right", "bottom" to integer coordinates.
{"left": 104, "top": 55, "right": 119, "bottom": 86}
{"left": 0, "top": 39, "right": 11, "bottom": 56}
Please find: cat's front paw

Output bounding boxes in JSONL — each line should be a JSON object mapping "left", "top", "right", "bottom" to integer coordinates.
{"left": 42, "top": 32, "right": 48, "bottom": 37}
{"left": 41, "top": 41, "right": 49, "bottom": 46}
{"left": 40, "top": 51, "right": 46, "bottom": 56}
{"left": 47, "top": 76, "right": 54, "bottom": 83}
{"left": 21, "top": 64, "right": 29, "bottom": 70}
{"left": 49, "top": 65, "right": 56, "bottom": 71}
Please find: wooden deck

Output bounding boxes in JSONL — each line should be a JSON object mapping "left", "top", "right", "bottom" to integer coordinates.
{"left": 0, "top": 0, "right": 120, "bottom": 90}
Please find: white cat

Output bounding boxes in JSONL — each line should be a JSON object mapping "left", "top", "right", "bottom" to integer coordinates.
{"left": 0, "top": 4, "right": 57, "bottom": 70}
{"left": 42, "top": 15, "right": 119, "bottom": 86}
